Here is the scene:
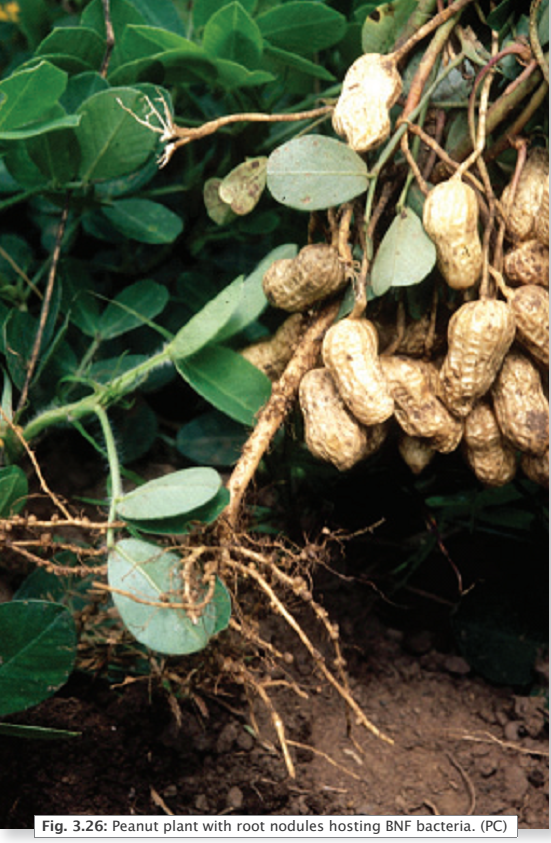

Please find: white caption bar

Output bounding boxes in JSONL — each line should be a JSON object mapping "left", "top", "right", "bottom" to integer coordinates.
{"left": 36, "top": 815, "right": 518, "bottom": 838}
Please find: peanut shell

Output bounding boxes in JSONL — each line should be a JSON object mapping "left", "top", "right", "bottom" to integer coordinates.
{"left": 332, "top": 54, "right": 402, "bottom": 153}
{"left": 535, "top": 176, "right": 549, "bottom": 245}
{"left": 380, "top": 355, "right": 461, "bottom": 450}
{"left": 491, "top": 351, "right": 549, "bottom": 456}
{"left": 521, "top": 448, "right": 549, "bottom": 487}
{"left": 438, "top": 300, "right": 516, "bottom": 418}
{"left": 509, "top": 285, "right": 549, "bottom": 368}
{"left": 501, "top": 148, "right": 549, "bottom": 242}
{"left": 423, "top": 178, "right": 482, "bottom": 289}
{"left": 262, "top": 244, "right": 346, "bottom": 312}
{"left": 463, "top": 400, "right": 517, "bottom": 487}
{"left": 240, "top": 314, "right": 303, "bottom": 380}
{"left": 504, "top": 239, "right": 549, "bottom": 288}
{"left": 299, "top": 368, "right": 375, "bottom": 471}
{"left": 322, "top": 318, "right": 394, "bottom": 425}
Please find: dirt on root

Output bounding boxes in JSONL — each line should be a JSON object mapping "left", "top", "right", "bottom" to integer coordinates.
{"left": 1, "top": 605, "right": 548, "bottom": 828}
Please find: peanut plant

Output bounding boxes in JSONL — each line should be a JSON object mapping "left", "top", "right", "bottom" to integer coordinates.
{"left": 0, "top": 0, "right": 548, "bottom": 747}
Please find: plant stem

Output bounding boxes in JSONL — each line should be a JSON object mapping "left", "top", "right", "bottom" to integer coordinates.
{"left": 21, "top": 346, "right": 171, "bottom": 445}
{"left": 448, "top": 58, "right": 545, "bottom": 161}
{"left": 530, "top": 0, "right": 549, "bottom": 85}
{"left": 364, "top": 53, "right": 466, "bottom": 225}
{"left": 392, "top": 0, "right": 475, "bottom": 65}
{"left": 17, "top": 194, "right": 71, "bottom": 414}
{"left": 94, "top": 405, "right": 121, "bottom": 548}
{"left": 100, "top": 0, "right": 115, "bottom": 78}
{"left": 371, "top": 53, "right": 466, "bottom": 183}
{"left": 486, "top": 80, "right": 549, "bottom": 161}
{"left": 395, "top": 0, "right": 438, "bottom": 51}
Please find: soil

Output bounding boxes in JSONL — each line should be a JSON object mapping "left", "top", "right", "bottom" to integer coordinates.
{"left": 0, "top": 434, "right": 548, "bottom": 829}
{"left": 1, "top": 597, "right": 548, "bottom": 828}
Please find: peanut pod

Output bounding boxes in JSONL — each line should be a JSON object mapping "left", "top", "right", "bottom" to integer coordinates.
{"left": 380, "top": 355, "right": 462, "bottom": 451}
{"left": 322, "top": 318, "right": 394, "bottom": 425}
{"left": 521, "top": 448, "right": 549, "bottom": 488}
{"left": 299, "top": 368, "right": 386, "bottom": 471}
{"left": 504, "top": 239, "right": 549, "bottom": 288}
{"left": 438, "top": 300, "right": 516, "bottom": 418}
{"left": 463, "top": 400, "right": 517, "bottom": 487}
{"left": 491, "top": 351, "right": 549, "bottom": 456}
{"left": 509, "top": 285, "right": 549, "bottom": 369}
{"left": 422, "top": 178, "right": 483, "bottom": 290}
{"left": 535, "top": 176, "right": 549, "bottom": 246}
{"left": 240, "top": 314, "right": 304, "bottom": 380}
{"left": 332, "top": 53, "right": 402, "bottom": 153}
{"left": 501, "top": 148, "right": 549, "bottom": 243}
{"left": 262, "top": 244, "right": 346, "bottom": 312}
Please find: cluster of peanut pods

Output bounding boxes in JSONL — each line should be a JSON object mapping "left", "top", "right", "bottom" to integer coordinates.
{"left": 246, "top": 148, "right": 549, "bottom": 488}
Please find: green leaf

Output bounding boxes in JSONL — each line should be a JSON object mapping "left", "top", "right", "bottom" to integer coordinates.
{"left": 176, "top": 344, "right": 272, "bottom": 426}
{"left": 257, "top": 2, "right": 347, "bottom": 55}
{"left": 486, "top": 0, "right": 515, "bottom": 32}
{"left": 110, "top": 52, "right": 215, "bottom": 87}
{"left": 89, "top": 353, "right": 149, "bottom": 383}
{"left": 98, "top": 279, "right": 169, "bottom": 340}
{"left": 452, "top": 582, "right": 546, "bottom": 685}
{"left": 21, "top": 53, "right": 99, "bottom": 76}
{"left": 112, "top": 401, "right": 159, "bottom": 464}
{"left": 36, "top": 26, "right": 106, "bottom": 71}
{"left": 371, "top": 207, "right": 436, "bottom": 296}
{"left": 0, "top": 61, "right": 68, "bottom": 131}
{"left": 219, "top": 157, "right": 268, "bottom": 216}
{"left": 4, "top": 289, "right": 61, "bottom": 389}
{"left": 0, "top": 112, "right": 80, "bottom": 141}
{"left": 16, "top": 0, "right": 53, "bottom": 50}
{"left": 267, "top": 135, "right": 368, "bottom": 212}
{"left": 204, "top": 177, "right": 237, "bottom": 225}
{"left": 176, "top": 410, "right": 248, "bottom": 466}
{"left": 263, "top": 43, "right": 335, "bottom": 82}
{"left": 168, "top": 274, "right": 246, "bottom": 360}
{"left": 101, "top": 198, "right": 183, "bottom": 244}
{"left": 0, "top": 234, "right": 33, "bottom": 282}
{"left": 210, "top": 58, "right": 275, "bottom": 89}
{"left": 59, "top": 72, "right": 109, "bottom": 113}
{"left": 2, "top": 143, "right": 47, "bottom": 188}
{"left": 75, "top": 87, "right": 161, "bottom": 182}
{"left": 116, "top": 466, "right": 222, "bottom": 521}
{"left": 121, "top": 486, "right": 230, "bottom": 535}
{"left": 13, "top": 567, "right": 67, "bottom": 603}
{"left": 125, "top": 0, "right": 186, "bottom": 35}
{"left": 110, "top": 30, "right": 216, "bottom": 86}
{"left": 193, "top": 0, "right": 256, "bottom": 30}
{"left": 215, "top": 243, "right": 298, "bottom": 342}
{"left": 60, "top": 261, "right": 101, "bottom": 337}
{"left": 108, "top": 538, "right": 231, "bottom": 654}
{"left": 0, "top": 465, "right": 28, "bottom": 517}
{"left": 361, "top": 0, "right": 418, "bottom": 54}
{"left": 0, "top": 600, "right": 77, "bottom": 717}
{"left": 25, "top": 127, "right": 80, "bottom": 184}
{"left": 203, "top": 2, "right": 264, "bottom": 69}
{"left": 120, "top": 25, "right": 201, "bottom": 61}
